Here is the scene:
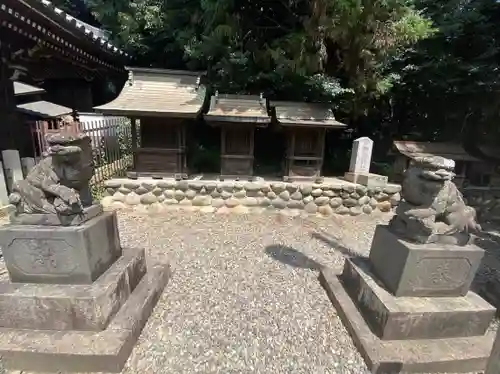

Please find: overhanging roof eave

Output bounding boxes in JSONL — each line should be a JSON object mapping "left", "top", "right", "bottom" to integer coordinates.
{"left": 93, "top": 107, "right": 202, "bottom": 118}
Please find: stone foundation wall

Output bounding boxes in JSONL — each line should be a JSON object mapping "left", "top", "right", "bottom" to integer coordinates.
{"left": 101, "top": 178, "right": 402, "bottom": 216}
{"left": 463, "top": 187, "right": 500, "bottom": 222}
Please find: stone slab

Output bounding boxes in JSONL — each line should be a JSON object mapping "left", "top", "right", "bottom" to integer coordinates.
{"left": 9, "top": 203, "right": 103, "bottom": 226}
{"left": 0, "top": 248, "right": 146, "bottom": 331}
{"left": 344, "top": 172, "right": 388, "bottom": 188}
{"left": 369, "top": 225, "right": 484, "bottom": 297}
{"left": 0, "top": 211, "right": 122, "bottom": 284}
{"left": 0, "top": 260, "right": 171, "bottom": 373}
{"left": 342, "top": 257, "right": 495, "bottom": 340}
{"left": 319, "top": 268, "right": 495, "bottom": 374}
{"left": 485, "top": 325, "right": 500, "bottom": 374}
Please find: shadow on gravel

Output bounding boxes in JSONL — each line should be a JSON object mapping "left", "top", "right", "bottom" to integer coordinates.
{"left": 265, "top": 245, "right": 322, "bottom": 270}
{"left": 310, "top": 231, "right": 364, "bottom": 259}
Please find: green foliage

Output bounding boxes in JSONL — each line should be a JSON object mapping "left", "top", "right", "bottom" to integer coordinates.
{"left": 65, "top": 0, "right": 500, "bottom": 166}
{"left": 84, "top": 0, "right": 433, "bottom": 117}
{"left": 391, "top": 0, "right": 500, "bottom": 147}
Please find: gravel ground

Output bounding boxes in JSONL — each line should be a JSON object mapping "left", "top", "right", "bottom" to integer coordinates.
{"left": 3, "top": 209, "right": 499, "bottom": 374}
{"left": 118, "top": 210, "right": 379, "bottom": 374}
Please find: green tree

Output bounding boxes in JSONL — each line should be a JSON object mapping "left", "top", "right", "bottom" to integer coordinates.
{"left": 85, "top": 0, "right": 433, "bottom": 119}
{"left": 390, "top": 0, "right": 500, "bottom": 160}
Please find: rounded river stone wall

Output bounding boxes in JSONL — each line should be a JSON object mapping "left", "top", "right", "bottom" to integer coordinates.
{"left": 463, "top": 187, "right": 500, "bottom": 222}
{"left": 101, "top": 178, "right": 402, "bottom": 216}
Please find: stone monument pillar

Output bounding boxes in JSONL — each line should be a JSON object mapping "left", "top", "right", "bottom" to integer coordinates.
{"left": 344, "top": 136, "right": 388, "bottom": 188}
{"left": 322, "top": 156, "right": 496, "bottom": 373}
{"left": 0, "top": 132, "right": 171, "bottom": 372}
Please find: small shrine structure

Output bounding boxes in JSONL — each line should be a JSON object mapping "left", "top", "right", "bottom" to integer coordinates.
{"left": 94, "top": 68, "right": 206, "bottom": 178}
{"left": 270, "top": 101, "right": 346, "bottom": 181}
{"left": 204, "top": 93, "right": 271, "bottom": 179}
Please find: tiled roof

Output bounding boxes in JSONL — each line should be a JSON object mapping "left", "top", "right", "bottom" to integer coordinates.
{"left": 17, "top": 100, "right": 72, "bottom": 118}
{"left": 204, "top": 93, "right": 271, "bottom": 124}
{"left": 30, "top": 0, "right": 126, "bottom": 57}
{"left": 94, "top": 67, "right": 206, "bottom": 116}
{"left": 392, "top": 141, "right": 483, "bottom": 162}
{"left": 271, "top": 101, "right": 346, "bottom": 128}
{"left": 13, "top": 81, "right": 45, "bottom": 96}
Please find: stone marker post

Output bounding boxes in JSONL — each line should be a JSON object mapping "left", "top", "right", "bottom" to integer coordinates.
{"left": 1, "top": 149, "right": 23, "bottom": 193}
{"left": 348, "top": 136, "right": 373, "bottom": 174}
{"left": 0, "top": 161, "right": 9, "bottom": 206}
{"left": 322, "top": 155, "right": 496, "bottom": 374}
{"left": 344, "top": 137, "right": 388, "bottom": 188}
{"left": 0, "top": 131, "right": 171, "bottom": 373}
{"left": 20, "top": 157, "right": 35, "bottom": 177}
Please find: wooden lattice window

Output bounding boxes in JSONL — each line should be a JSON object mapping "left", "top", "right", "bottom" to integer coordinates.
{"left": 225, "top": 128, "right": 252, "bottom": 155}
{"left": 140, "top": 118, "right": 179, "bottom": 149}
{"left": 295, "top": 129, "right": 319, "bottom": 157}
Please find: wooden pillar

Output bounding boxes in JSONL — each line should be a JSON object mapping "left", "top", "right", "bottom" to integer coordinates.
{"left": 131, "top": 118, "right": 138, "bottom": 169}
{"left": 0, "top": 47, "right": 19, "bottom": 150}
{"left": 318, "top": 128, "right": 326, "bottom": 175}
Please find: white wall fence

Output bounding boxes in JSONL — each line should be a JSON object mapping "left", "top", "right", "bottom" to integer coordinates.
{"left": 0, "top": 113, "right": 132, "bottom": 207}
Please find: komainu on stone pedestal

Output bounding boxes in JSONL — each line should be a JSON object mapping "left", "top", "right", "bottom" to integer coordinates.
{"left": 0, "top": 131, "right": 171, "bottom": 373}
{"left": 8, "top": 132, "right": 94, "bottom": 216}
{"left": 389, "top": 155, "right": 481, "bottom": 245}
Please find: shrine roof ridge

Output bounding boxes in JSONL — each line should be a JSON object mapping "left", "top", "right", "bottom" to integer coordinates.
{"left": 30, "top": 0, "right": 127, "bottom": 57}
{"left": 126, "top": 67, "right": 206, "bottom": 77}
{"left": 270, "top": 100, "right": 347, "bottom": 128}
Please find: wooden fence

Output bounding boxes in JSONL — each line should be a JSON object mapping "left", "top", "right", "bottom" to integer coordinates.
{"left": 79, "top": 113, "right": 133, "bottom": 196}
{"left": 0, "top": 113, "right": 133, "bottom": 206}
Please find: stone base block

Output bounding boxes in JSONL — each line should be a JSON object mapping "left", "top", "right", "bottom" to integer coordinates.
{"left": 369, "top": 225, "right": 484, "bottom": 297}
{"left": 342, "top": 258, "right": 495, "bottom": 340}
{"left": 344, "top": 172, "right": 388, "bottom": 188}
{"left": 320, "top": 268, "right": 495, "bottom": 374}
{"left": 9, "top": 204, "right": 103, "bottom": 226}
{"left": 0, "top": 211, "right": 122, "bottom": 284}
{"left": 0, "top": 260, "right": 171, "bottom": 373}
{"left": 0, "top": 248, "right": 146, "bottom": 331}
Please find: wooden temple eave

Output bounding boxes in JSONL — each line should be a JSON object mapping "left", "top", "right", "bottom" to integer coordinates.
{"left": 94, "top": 68, "right": 207, "bottom": 118}
{"left": 204, "top": 93, "right": 271, "bottom": 126}
{"left": 271, "top": 101, "right": 347, "bottom": 129}
{"left": 0, "top": 0, "right": 127, "bottom": 74}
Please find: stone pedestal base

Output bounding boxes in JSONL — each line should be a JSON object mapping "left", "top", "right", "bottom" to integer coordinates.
{"left": 0, "top": 248, "right": 171, "bottom": 372}
{"left": 344, "top": 172, "right": 388, "bottom": 188}
{"left": 0, "top": 211, "right": 122, "bottom": 284}
{"left": 369, "top": 226, "right": 484, "bottom": 297}
{"left": 320, "top": 267, "right": 495, "bottom": 373}
{"left": 343, "top": 258, "right": 495, "bottom": 340}
{"left": 0, "top": 248, "right": 147, "bottom": 331}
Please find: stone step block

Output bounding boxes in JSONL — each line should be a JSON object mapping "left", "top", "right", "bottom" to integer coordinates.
{"left": 0, "top": 248, "right": 146, "bottom": 331}
{"left": 0, "top": 211, "right": 122, "bottom": 284}
{"left": 0, "top": 260, "right": 171, "bottom": 373}
{"left": 369, "top": 225, "right": 484, "bottom": 297}
{"left": 320, "top": 267, "right": 495, "bottom": 374}
{"left": 342, "top": 258, "right": 495, "bottom": 340}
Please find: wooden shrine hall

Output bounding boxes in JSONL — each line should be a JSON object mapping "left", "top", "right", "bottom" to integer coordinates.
{"left": 270, "top": 101, "right": 346, "bottom": 181}
{"left": 0, "top": 0, "right": 127, "bottom": 153}
{"left": 204, "top": 93, "right": 271, "bottom": 179}
{"left": 94, "top": 67, "right": 207, "bottom": 178}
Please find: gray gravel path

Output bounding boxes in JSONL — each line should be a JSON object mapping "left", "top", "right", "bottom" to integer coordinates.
{"left": 4, "top": 210, "right": 497, "bottom": 374}
{"left": 118, "top": 210, "right": 382, "bottom": 374}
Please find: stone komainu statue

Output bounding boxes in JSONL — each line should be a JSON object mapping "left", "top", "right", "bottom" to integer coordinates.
{"left": 9, "top": 132, "right": 94, "bottom": 216}
{"left": 389, "top": 155, "right": 481, "bottom": 245}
